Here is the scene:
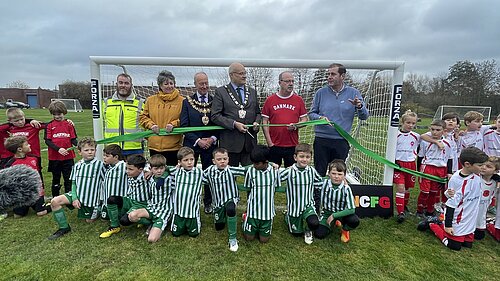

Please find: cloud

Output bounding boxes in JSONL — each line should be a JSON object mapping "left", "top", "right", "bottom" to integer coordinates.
{"left": 0, "top": 0, "right": 499, "bottom": 89}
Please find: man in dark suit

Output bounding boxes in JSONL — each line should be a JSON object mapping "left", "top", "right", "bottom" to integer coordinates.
{"left": 211, "top": 62, "right": 261, "bottom": 167}
{"left": 180, "top": 72, "right": 218, "bottom": 214}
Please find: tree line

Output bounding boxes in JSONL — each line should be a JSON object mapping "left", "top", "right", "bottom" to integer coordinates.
{"left": 7, "top": 59, "right": 500, "bottom": 115}
{"left": 402, "top": 60, "right": 500, "bottom": 116}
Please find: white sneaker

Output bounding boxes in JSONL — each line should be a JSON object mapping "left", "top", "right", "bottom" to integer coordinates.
{"left": 229, "top": 239, "right": 239, "bottom": 252}
{"left": 304, "top": 231, "right": 313, "bottom": 244}
{"left": 0, "top": 212, "right": 7, "bottom": 221}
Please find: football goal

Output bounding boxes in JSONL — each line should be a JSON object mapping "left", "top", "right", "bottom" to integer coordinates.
{"left": 51, "top": 98, "right": 84, "bottom": 112}
{"left": 90, "top": 57, "right": 404, "bottom": 185}
{"left": 433, "top": 105, "right": 492, "bottom": 123}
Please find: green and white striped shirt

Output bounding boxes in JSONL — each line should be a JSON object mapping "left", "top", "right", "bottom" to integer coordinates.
{"left": 281, "top": 164, "right": 323, "bottom": 217}
{"left": 245, "top": 165, "right": 281, "bottom": 220}
{"left": 203, "top": 165, "right": 246, "bottom": 208}
{"left": 127, "top": 172, "right": 151, "bottom": 203}
{"left": 171, "top": 167, "right": 204, "bottom": 218}
{"left": 70, "top": 158, "right": 105, "bottom": 207}
{"left": 102, "top": 160, "right": 128, "bottom": 205}
{"left": 147, "top": 172, "right": 173, "bottom": 221}
{"left": 320, "top": 180, "right": 355, "bottom": 213}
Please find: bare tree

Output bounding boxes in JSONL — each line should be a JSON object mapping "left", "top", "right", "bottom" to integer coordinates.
{"left": 6, "top": 80, "right": 30, "bottom": 89}
{"left": 246, "top": 67, "right": 274, "bottom": 98}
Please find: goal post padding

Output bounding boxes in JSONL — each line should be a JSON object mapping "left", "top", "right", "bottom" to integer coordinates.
{"left": 90, "top": 57, "right": 404, "bottom": 185}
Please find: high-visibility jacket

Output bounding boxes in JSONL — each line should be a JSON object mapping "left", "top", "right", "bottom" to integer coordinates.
{"left": 103, "top": 93, "right": 145, "bottom": 151}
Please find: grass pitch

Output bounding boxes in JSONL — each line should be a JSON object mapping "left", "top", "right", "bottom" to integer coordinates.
{"left": 0, "top": 109, "right": 498, "bottom": 280}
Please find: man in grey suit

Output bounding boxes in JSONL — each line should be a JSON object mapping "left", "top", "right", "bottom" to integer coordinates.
{"left": 211, "top": 62, "right": 261, "bottom": 166}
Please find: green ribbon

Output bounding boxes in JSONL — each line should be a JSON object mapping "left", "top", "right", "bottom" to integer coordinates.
{"left": 327, "top": 120, "right": 447, "bottom": 183}
{"left": 95, "top": 119, "right": 327, "bottom": 144}
{"left": 89, "top": 118, "right": 446, "bottom": 183}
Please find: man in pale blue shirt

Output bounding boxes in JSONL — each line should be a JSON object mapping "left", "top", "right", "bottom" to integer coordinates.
{"left": 309, "top": 63, "right": 369, "bottom": 176}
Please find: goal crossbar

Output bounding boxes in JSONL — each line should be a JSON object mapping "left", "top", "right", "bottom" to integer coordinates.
{"left": 90, "top": 56, "right": 405, "bottom": 185}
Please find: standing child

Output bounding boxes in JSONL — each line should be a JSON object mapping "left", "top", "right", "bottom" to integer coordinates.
{"left": 459, "top": 111, "right": 488, "bottom": 152}
{"left": 0, "top": 112, "right": 42, "bottom": 220}
{"left": 2, "top": 108, "right": 46, "bottom": 188}
{"left": 483, "top": 114, "right": 500, "bottom": 157}
{"left": 416, "top": 120, "right": 453, "bottom": 218}
{"left": 203, "top": 147, "right": 246, "bottom": 251}
{"left": 3, "top": 136, "right": 48, "bottom": 217}
{"left": 474, "top": 156, "right": 499, "bottom": 240}
{"left": 394, "top": 110, "right": 420, "bottom": 223}
{"left": 281, "top": 143, "right": 323, "bottom": 244}
{"left": 483, "top": 114, "right": 500, "bottom": 216}
{"left": 48, "top": 137, "right": 105, "bottom": 239}
{"left": 170, "top": 147, "right": 204, "bottom": 238}
{"left": 486, "top": 185, "right": 500, "bottom": 241}
{"left": 421, "top": 112, "right": 461, "bottom": 214}
{"left": 424, "top": 147, "right": 489, "bottom": 251}
{"left": 242, "top": 145, "right": 282, "bottom": 243}
{"left": 45, "top": 100, "right": 78, "bottom": 197}
{"left": 128, "top": 154, "right": 173, "bottom": 243}
{"left": 99, "top": 144, "right": 128, "bottom": 238}
{"left": 314, "top": 159, "right": 359, "bottom": 243}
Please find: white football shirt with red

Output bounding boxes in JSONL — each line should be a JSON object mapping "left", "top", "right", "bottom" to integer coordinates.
{"left": 445, "top": 171, "right": 482, "bottom": 236}
{"left": 483, "top": 129, "right": 500, "bottom": 156}
{"left": 476, "top": 178, "right": 496, "bottom": 229}
{"left": 418, "top": 138, "right": 452, "bottom": 167}
{"left": 396, "top": 130, "right": 420, "bottom": 162}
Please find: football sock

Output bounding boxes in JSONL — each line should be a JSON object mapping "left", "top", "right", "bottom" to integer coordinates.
{"left": 404, "top": 189, "right": 410, "bottom": 208}
{"left": 138, "top": 217, "right": 152, "bottom": 226}
{"left": 107, "top": 204, "right": 119, "bottom": 228}
{"left": 53, "top": 208, "right": 69, "bottom": 229}
{"left": 426, "top": 191, "right": 437, "bottom": 213}
{"left": 417, "top": 192, "right": 428, "bottom": 213}
{"left": 51, "top": 184, "right": 61, "bottom": 197}
{"left": 227, "top": 215, "right": 237, "bottom": 240}
{"left": 395, "top": 192, "right": 405, "bottom": 214}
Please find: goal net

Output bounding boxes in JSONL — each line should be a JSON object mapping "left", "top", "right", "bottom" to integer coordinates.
{"left": 51, "top": 98, "right": 84, "bottom": 112}
{"left": 433, "top": 105, "right": 492, "bottom": 123}
{"left": 90, "top": 57, "right": 404, "bottom": 185}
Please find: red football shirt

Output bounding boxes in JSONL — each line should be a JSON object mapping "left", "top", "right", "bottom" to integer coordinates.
{"left": 261, "top": 93, "right": 307, "bottom": 147}
{"left": 0, "top": 123, "right": 10, "bottom": 159}
{"left": 6, "top": 123, "right": 46, "bottom": 157}
{"left": 45, "top": 120, "right": 77, "bottom": 161}
{"left": 11, "top": 155, "right": 39, "bottom": 171}
{"left": 11, "top": 155, "right": 43, "bottom": 196}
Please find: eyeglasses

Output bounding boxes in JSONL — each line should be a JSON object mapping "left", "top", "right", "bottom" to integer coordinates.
{"left": 280, "top": 80, "right": 294, "bottom": 83}
{"left": 232, "top": 71, "right": 246, "bottom": 76}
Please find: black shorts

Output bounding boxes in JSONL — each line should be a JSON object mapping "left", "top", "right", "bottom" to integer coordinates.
{"left": 48, "top": 159, "right": 74, "bottom": 173}
{"left": 13, "top": 196, "right": 46, "bottom": 216}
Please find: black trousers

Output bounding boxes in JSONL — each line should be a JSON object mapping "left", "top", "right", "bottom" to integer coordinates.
{"left": 313, "top": 137, "right": 350, "bottom": 176}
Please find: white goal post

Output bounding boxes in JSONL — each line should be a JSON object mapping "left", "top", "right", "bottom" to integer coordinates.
{"left": 51, "top": 98, "right": 84, "bottom": 112}
{"left": 90, "top": 56, "right": 404, "bottom": 185}
{"left": 433, "top": 105, "right": 492, "bottom": 123}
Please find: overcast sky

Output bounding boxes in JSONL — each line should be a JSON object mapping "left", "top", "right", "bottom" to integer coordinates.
{"left": 0, "top": 0, "right": 499, "bottom": 89}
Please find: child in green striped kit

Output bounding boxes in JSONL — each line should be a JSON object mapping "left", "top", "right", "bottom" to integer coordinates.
{"left": 170, "top": 147, "right": 204, "bottom": 238}
{"left": 203, "top": 147, "right": 246, "bottom": 251}
{"left": 48, "top": 137, "right": 105, "bottom": 240}
{"left": 127, "top": 154, "right": 173, "bottom": 242}
{"left": 99, "top": 144, "right": 127, "bottom": 238}
{"left": 242, "top": 145, "right": 282, "bottom": 243}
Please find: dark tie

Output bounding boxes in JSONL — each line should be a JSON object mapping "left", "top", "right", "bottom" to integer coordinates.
{"left": 200, "top": 95, "right": 206, "bottom": 103}
{"left": 236, "top": 87, "right": 244, "bottom": 102}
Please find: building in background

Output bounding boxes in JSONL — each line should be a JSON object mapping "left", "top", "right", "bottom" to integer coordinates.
{"left": 0, "top": 88, "right": 56, "bottom": 108}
